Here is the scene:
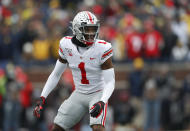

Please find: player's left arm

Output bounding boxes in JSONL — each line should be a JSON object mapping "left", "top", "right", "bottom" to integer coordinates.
{"left": 90, "top": 57, "right": 115, "bottom": 118}
{"left": 100, "top": 57, "right": 115, "bottom": 103}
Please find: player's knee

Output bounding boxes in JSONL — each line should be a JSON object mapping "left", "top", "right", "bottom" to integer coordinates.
{"left": 52, "top": 124, "right": 65, "bottom": 131}
{"left": 91, "top": 124, "right": 105, "bottom": 131}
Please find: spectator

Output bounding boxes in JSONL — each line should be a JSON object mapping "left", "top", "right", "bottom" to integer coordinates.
{"left": 171, "top": 40, "right": 188, "bottom": 61}
{"left": 111, "top": 28, "right": 126, "bottom": 62}
{"left": 0, "top": 68, "right": 6, "bottom": 129}
{"left": 124, "top": 18, "right": 143, "bottom": 60}
{"left": 143, "top": 19, "right": 164, "bottom": 61}
{"left": 182, "top": 74, "right": 190, "bottom": 129}
{"left": 156, "top": 65, "right": 173, "bottom": 100}
{"left": 3, "top": 70, "right": 22, "bottom": 131}
{"left": 143, "top": 78, "right": 161, "bottom": 131}
{"left": 168, "top": 84, "right": 184, "bottom": 130}
{"left": 114, "top": 89, "right": 136, "bottom": 130}
{"left": 0, "top": 24, "right": 19, "bottom": 65}
{"left": 32, "top": 21, "right": 51, "bottom": 64}
{"left": 171, "top": 13, "right": 189, "bottom": 48}
{"left": 49, "top": 29, "right": 62, "bottom": 61}
{"left": 14, "top": 66, "right": 33, "bottom": 128}
{"left": 129, "top": 57, "right": 146, "bottom": 98}
{"left": 161, "top": 22, "right": 178, "bottom": 61}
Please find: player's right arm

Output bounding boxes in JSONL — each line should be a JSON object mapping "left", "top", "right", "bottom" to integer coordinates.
{"left": 40, "top": 56, "right": 67, "bottom": 98}
{"left": 34, "top": 38, "right": 68, "bottom": 118}
{"left": 41, "top": 36, "right": 68, "bottom": 98}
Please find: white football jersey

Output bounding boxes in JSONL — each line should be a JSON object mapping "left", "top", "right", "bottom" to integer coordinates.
{"left": 59, "top": 36, "right": 113, "bottom": 94}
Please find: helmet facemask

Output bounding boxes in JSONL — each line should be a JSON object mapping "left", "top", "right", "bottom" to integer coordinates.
{"left": 79, "top": 23, "right": 99, "bottom": 45}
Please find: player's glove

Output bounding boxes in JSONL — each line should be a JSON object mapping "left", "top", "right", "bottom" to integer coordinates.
{"left": 33, "top": 96, "right": 46, "bottom": 118}
{"left": 90, "top": 101, "right": 105, "bottom": 118}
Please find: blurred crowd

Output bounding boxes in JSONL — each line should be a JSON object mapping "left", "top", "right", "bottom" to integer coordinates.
{"left": 0, "top": 63, "right": 75, "bottom": 131}
{"left": 111, "top": 58, "right": 190, "bottom": 131}
{"left": 0, "top": 0, "right": 190, "bottom": 66}
{"left": 1, "top": 59, "right": 190, "bottom": 131}
{"left": 1, "top": 0, "right": 190, "bottom": 131}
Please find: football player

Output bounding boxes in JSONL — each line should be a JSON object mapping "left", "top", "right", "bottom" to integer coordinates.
{"left": 33, "top": 11, "right": 115, "bottom": 131}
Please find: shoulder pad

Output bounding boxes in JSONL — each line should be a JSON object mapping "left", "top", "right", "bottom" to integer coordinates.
{"left": 60, "top": 36, "right": 73, "bottom": 46}
{"left": 97, "top": 40, "right": 108, "bottom": 45}
{"left": 63, "top": 36, "right": 72, "bottom": 39}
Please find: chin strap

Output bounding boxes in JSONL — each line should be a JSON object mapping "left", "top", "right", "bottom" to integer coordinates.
{"left": 83, "top": 40, "right": 94, "bottom": 46}
{"left": 72, "top": 36, "right": 88, "bottom": 47}
{"left": 72, "top": 36, "right": 95, "bottom": 47}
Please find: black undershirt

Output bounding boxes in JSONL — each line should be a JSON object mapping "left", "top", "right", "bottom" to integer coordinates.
{"left": 71, "top": 36, "right": 87, "bottom": 47}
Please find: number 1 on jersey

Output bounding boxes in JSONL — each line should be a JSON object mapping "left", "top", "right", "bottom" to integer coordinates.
{"left": 78, "top": 62, "right": 89, "bottom": 84}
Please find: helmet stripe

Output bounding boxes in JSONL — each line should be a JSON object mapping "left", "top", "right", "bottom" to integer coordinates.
{"left": 86, "top": 11, "right": 94, "bottom": 24}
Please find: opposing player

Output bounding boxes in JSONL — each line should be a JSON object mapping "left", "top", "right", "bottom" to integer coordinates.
{"left": 33, "top": 11, "right": 115, "bottom": 131}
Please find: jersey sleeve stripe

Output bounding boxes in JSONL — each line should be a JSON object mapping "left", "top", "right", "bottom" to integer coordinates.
{"left": 102, "top": 103, "right": 108, "bottom": 126}
{"left": 98, "top": 41, "right": 107, "bottom": 44}
{"left": 102, "top": 49, "right": 113, "bottom": 58}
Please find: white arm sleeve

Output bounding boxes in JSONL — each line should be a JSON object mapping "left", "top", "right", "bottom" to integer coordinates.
{"left": 41, "top": 60, "right": 67, "bottom": 98}
{"left": 100, "top": 68, "right": 115, "bottom": 103}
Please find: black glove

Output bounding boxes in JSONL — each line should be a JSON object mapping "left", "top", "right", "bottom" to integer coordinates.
{"left": 33, "top": 96, "right": 46, "bottom": 118}
{"left": 90, "top": 101, "right": 105, "bottom": 118}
